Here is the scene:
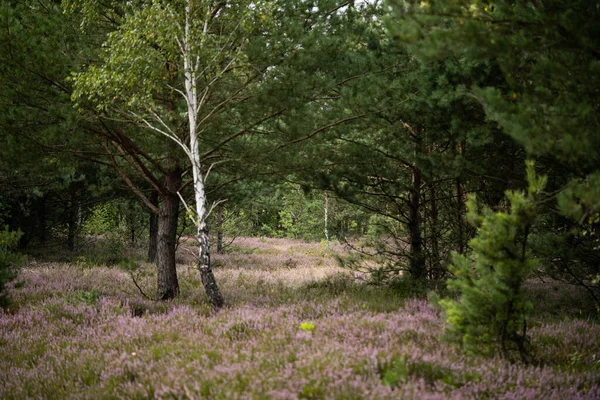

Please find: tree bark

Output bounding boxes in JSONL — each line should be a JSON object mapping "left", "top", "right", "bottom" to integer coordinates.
{"left": 198, "top": 226, "right": 223, "bottom": 308}
{"left": 255, "top": 210, "right": 263, "bottom": 233}
{"left": 408, "top": 131, "right": 425, "bottom": 279}
{"left": 429, "top": 183, "right": 441, "bottom": 280}
{"left": 183, "top": 0, "right": 224, "bottom": 309}
{"left": 456, "top": 139, "right": 466, "bottom": 254}
{"left": 67, "top": 192, "right": 78, "bottom": 252}
{"left": 156, "top": 167, "right": 181, "bottom": 300}
{"left": 37, "top": 195, "right": 47, "bottom": 245}
{"left": 324, "top": 191, "right": 329, "bottom": 243}
{"left": 216, "top": 204, "right": 223, "bottom": 254}
{"left": 128, "top": 205, "right": 135, "bottom": 245}
{"left": 148, "top": 190, "right": 159, "bottom": 262}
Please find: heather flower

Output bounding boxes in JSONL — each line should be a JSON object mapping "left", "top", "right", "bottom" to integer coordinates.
{"left": 0, "top": 238, "right": 597, "bottom": 399}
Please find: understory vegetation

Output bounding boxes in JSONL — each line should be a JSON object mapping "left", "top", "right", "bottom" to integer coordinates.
{"left": 1, "top": 238, "right": 599, "bottom": 399}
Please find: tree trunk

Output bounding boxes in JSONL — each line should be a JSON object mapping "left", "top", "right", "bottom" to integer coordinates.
{"left": 128, "top": 206, "right": 135, "bottom": 245}
{"left": 324, "top": 191, "right": 329, "bottom": 243}
{"left": 255, "top": 209, "right": 263, "bottom": 234}
{"left": 190, "top": 158, "right": 224, "bottom": 308}
{"left": 429, "top": 184, "right": 441, "bottom": 280}
{"left": 456, "top": 140, "right": 466, "bottom": 254}
{"left": 148, "top": 190, "right": 159, "bottom": 262}
{"left": 156, "top": 167, "right": 181, "bottom": 300}
{"left": 183, "top": 2, "right": 223, "bottom": 309}
{"left": 67, "top": 193, "right": 78, "bottom": 252}
{"left": 408, "top": 170, "right": 424, "bottom": 279}
{"left": 198, "top": 226, "right": 223, "bottom": 309}
{"left": 37, "top": 195, "right": 47, "bottom": 245}
{"left": 408, "top": 131, "right": 425, "bottom": 279}
{"left": 216, "top": 204, "right": 223, "bottom": 254}
{"left": 456, "top": 179, "right": 466, "bottom": 253}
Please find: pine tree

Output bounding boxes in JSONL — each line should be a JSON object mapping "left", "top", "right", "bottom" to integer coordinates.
{"left": 391, "top": 0, "right": 600, "bottom": 304}
{"left": 437, "top": 161, "right": 546, "bottom": 362}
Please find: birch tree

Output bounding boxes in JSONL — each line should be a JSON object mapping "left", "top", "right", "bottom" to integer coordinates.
{"left": 72, "top": 0, "right": 276, "bottom": 308}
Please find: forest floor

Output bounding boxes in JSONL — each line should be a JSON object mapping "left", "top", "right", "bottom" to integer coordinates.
{"left": 1, "top": 237, "right": 599, "bottom": 399}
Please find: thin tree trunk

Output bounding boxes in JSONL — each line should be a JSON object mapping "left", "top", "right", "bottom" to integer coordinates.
{"left": 456, "top": 178, "right": 465, "bottom": 252}
{"left": 429, "top": 183, "right": 441, "bottom": 280}
{"left": 182, "top": 0, "right": 223, "bottom": 309}
{"left": 37, "top": 195, "right": 47, "bottom": 245}
{"left": 148, "top": 190, "right": 159, "bottom": 262}
{"left": 67, "top": 215, "right": 76, "bottom": 251}
{"left": 408, "top": 131, "right": 425, "bottom": 279}
{"left": 456, "top": 140, "right": 466, "bottom": 253}
{"left": 67, "top": 191, "right": 78, "bottom": 252}
{"left": 191, "top": 162, "right": 224, "bottom": 309}
{"left": 156, "top": 167, "right": 181, "bottom": 300}
{"left": 324, "top": 191, "right": 329, "bottom": 243}
{"left": 256, "top": 210, "right": 263, "bottom": 234}
{"left": 216, "top": 204, "right": 223, "bottom": 254}
{"left": 129, "top": 205, "right": 135, "bottom": 245}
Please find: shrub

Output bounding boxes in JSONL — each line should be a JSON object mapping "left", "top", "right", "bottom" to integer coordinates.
{"left": 0, "top": 226, "right": 25, "bottom": 308}
{"left": 435, "top": 161, "right": 546, "bottom": 362}
{"left": 379, "top": 356, "right": 482, "bottom": 388}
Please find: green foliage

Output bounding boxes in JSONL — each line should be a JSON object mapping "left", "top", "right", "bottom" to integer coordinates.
{"left": 299, "top": 380, "right": 325, "bottom": 400}
{"left": 0, "top": 1, "right": 112, "bottom": 249}
{"left": 379, "top": 357, "right": 409, "bottom": 387}
{"left": 558, "top": 172, "right": 600, "bottom": 226}
{"left": 277, "top": 184, "right": 324, "bottom": 240}
{"left": 436, "top": 161, "right": 546, "bottom": 361}
{"left": 91, "top": 240, "right": 126, "bottom": 267}
{"left": 223, "top": 322, "right": 256, "bottom": 341}
{"left": 298, "top": 272, "right": 406, "bottom": 313}
{"left": 0, "top": 227, "right": 25, "bottom": 308}
{"left": 74, "top": 289, "right": 101, "bottom": 306}
{"left": 389, "top": 275, "right": 432, "bottom": 298}
{"left": 214, "top": 182, "right": 365, "bottom": 242}
{"left": 84, "top": 202, "right": 121, "bottom": 234}
{"left": 379, "top": 356, "right": 482, "bottom": 388}
{"left": 391, "top": 0, "right": 600, "bottom": 295}
{"left": 83, "top": 199, "right": 147, "bottom": 246}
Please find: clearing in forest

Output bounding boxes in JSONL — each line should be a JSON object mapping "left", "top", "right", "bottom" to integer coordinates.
{"left": 1, "top": 237, "right": 599, "bottom": 399}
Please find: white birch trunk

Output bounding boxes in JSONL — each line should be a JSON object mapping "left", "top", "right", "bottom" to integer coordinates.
{"left": 324, "top": 191, "right": 329, "bottom": 244}
{"left": 182, "top": 0, "right": 223, "bottom": 309}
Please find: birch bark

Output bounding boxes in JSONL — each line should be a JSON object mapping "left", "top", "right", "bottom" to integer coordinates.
{"left": 181, "top": 0, "right": 224, "bottom": 309}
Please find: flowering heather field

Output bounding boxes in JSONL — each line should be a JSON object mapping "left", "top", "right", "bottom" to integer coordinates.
{"left": 1, "top": 237, "right": 599, "bottom": 399}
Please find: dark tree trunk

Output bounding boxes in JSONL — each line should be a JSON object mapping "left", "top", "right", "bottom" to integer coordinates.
{"left": 456, "top": 178, "right": 465, "bottom": 253}
{"left": 255, "top": 209, "right": 263, "bottom": 234}
{"left": 408, "top": 132, "right": 425, "bottom": 279}
{"left": 148, "top": 190, "right": 159, "bottom": 262}
{"left": 37, "top": 195, "right": 47, "bottom": 245}
{"left": 156, "top": 167, "right": 181, "bottom": 300}
{"left": 216, "top": 204, "right": 223, "bottom": 254}
{"left": 456, "top": 140, "right": 466, "bottom": 254}
{"left": 429, "top": 184, "right": 441, "bottom": 280}
{"left": 128, "top": 206, "right": 135, "bottom": 245}
{"left": 67, "top": 195, "right": 78, "bottom": 252}
{"left": 408, "top": 175, "right": 424, "bottom": 278}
